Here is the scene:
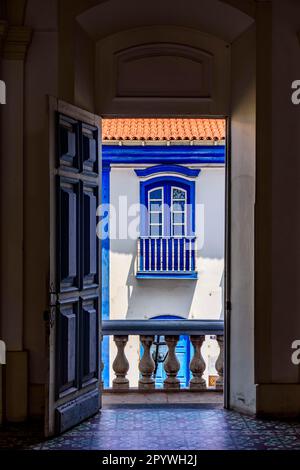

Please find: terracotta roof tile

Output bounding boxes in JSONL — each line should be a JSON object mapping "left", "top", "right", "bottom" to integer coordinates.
{"left": 102, "top": 118, "right": 225, "bottom": 142}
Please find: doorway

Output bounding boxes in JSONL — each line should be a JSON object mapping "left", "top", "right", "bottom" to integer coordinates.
{"left": 45, "top": 7, "right": 256, "bottom": 436}
{"left": 99, "top": 117, "right": 227, "bottom": 403}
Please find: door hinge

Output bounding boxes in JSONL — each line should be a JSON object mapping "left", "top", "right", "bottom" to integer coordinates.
{"left": 49, "top": 282, "right": 59, "bottom": 306}
{"left": 226, "top": 300, "right": 232, "bottom": 311}
{"left": 44, "top": 283, "right": 59, "bottom": 328}
{"left": 44, "top": 306, "right": 56, "bottom": 328}
{"left": 43, "top": 310, "right": 50, "bottom": 322}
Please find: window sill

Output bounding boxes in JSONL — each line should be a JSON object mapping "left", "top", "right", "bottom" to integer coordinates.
{"left": 136, "top": 271, "right": 198, "bottom": 280}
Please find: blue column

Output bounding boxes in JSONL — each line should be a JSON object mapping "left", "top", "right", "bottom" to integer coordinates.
{"left": 102, "top": 165, "right": 111, "bottom": 388}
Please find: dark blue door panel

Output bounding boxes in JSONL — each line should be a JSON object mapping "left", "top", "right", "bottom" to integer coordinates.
{"left": 54, "top": 113, "right": 101, "bottom": 435}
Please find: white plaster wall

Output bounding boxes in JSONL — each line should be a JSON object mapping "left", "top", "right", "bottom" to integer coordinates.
{"left": 109, "top": 165, "right": 225, "bottom": 385}
{"left": 230, "top": 25, "right": 256, "bottom": 413}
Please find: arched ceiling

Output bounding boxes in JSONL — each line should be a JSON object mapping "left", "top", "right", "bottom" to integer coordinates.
{"left": 77, "top": 0, "right": 254, "bottom": 43}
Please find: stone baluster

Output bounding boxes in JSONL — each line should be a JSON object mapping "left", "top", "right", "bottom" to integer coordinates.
{"left": 189, "top": 335, "right": 206, "bottom": 390}
{"left": 139, "top": 335, "right": 155, "bottom": 389}
{"left": 112, "top": 335, "right": 129, "bottom": 390}
{"left": 215, "top": 335, "right": 224, "bottom": 389}
{"left": 163, "top": 336, "right": 180, "bottom": 389}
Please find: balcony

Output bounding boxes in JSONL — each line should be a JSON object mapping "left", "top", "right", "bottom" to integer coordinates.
{"left": 137, "top": 236, "right": 197, "bottom": 279}
{"left": 102, "top": 320, "right": 224, "bottom": 392}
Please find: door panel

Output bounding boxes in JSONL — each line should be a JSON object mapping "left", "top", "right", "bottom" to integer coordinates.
{"left": 56, "top": 299, "right": 79, "bottom": 398}
{"left": 46, "top": 99, "right": 102, "bottom": 436}
{"left": 58, "top": 114, "right": 80, "bottom": 171}
{"left": 82, "top": 123, "right": 99, "bottom": 175}
{"left": 58, "top": 178, "right": 80, "bottom": 291}
{"left": 82, "top": 183, "right": 98, "bottom": 288}
{"left": 81, "top": 296, "right": 99, "bottom": 385}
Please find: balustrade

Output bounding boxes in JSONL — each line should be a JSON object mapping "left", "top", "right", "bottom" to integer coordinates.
{"left": 105, "top": 320, "right": 224, "bottom": 391}
{"left": 137, "top": 237, "right": 197, "bottom": 274}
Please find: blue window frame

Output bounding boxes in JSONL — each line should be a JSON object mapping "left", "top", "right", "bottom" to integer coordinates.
{"left": 138, "top": 175, "right": 197, "bottom": 279}
{"left": 148, "top": 187, "right": 164, "bottom": 237}
{"left": 140, "top": 176, "right": 196, "bottom": 237}
{"left": 172, "top": 187, "right": 187, "bottom": 237}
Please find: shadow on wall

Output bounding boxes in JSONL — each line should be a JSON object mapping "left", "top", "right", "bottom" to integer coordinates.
{"left": 123, "top": 253, "right": 225, "bottom": 321}
{"left": 109, "top": 233, "right": 224, "bottom": 321}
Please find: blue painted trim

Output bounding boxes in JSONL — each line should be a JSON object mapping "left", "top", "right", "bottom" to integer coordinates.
{"left": 102, "top": 165, "right": 111, "bottom": 388}
{"left": 136, "top": 272, "right": 198, "bottom": 280}
{"left": 140, "top": 176, "right": 196, "bottom": 237}
{"left": 103, "top": 145, "right": 225, "bottom": 165}
{"left": 135, "top": 165, "right": 201, "bottom": 178}
{"left": 151, "top": 315, "right": 186, "bottom": 320}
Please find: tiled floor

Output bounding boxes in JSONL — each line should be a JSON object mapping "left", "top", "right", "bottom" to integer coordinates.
{"left": 2, "top": 404, "right": 300, "bottom": 450}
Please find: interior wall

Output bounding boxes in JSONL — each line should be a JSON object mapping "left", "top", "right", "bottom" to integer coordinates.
{"left": 271, "top": 0, "right": 300, "bottom": 383}
{"left": 74, "top": 22, "right": 95, "bottom": 112}
{"left": 23, "top": 0, "right": 59, "bottom": 417}
{"left": 0, "top": 59, "right": 24, "bottom": 352}
{"left": 229, "top": 24, "right": 256, "bottom": 413}
{"left": 0, "top": 0, "right": 34, "bottom": 422}
{"left": 58, "top": 0, "right": 101, "bottom": 105}
{"left": 254, "top": 0, "right": 300, "bottom": 416}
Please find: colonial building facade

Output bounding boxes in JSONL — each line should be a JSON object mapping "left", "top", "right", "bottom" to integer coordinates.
{"left": 101, "top": 118, "right": 225, "bottom": 387}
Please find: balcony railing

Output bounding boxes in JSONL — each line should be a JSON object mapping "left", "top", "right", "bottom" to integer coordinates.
{"left": 102, "top": 320, "right": 224, "bottom": 391}
{"left": 137, "top": 237, "right": 197, "bottom": 278}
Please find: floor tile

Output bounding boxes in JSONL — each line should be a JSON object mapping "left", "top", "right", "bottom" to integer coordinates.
{"left": 1, "top": 404, "right": 300, "bottom": 450}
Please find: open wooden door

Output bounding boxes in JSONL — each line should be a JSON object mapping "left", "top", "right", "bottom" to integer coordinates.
{"left": 45, "top": 98, "right": 102, "bottom": 436}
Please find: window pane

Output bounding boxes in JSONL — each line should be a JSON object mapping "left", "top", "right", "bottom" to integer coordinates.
{"left": 173, "top": 212, "right": 185, "bottom": 224}
{"left": 150, "top": 201, "right": 162, "bottom": 212}
{"left": 173, "top": 201, "right": 185, "bottom": 212}
{"left": 173, "top": 224, "right": 184, "bottom": 236}
{"left": 150, "top": 225, "right": 162, "bottom": 237}
{"left": 150, "top": 213, "right": 162, "bottom": 224}
{"left": 173, "top": 188, "right": 185, "bottom": 200}
{"left": 149, "top": 188, "right": 163, "bottom": 200}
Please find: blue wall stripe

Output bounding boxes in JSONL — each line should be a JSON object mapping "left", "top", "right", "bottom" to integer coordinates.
{"left": 102, "top": 165, "right": 111, "bottom": 388}
{"left": 103, "top": 145, "right": 225, "bottom": 165}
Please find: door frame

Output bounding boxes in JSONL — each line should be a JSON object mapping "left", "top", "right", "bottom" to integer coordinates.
{"left": 101, "top": 113, "right": 230, "bottom": 407}
{"left": 224, "top": 117, "right": 231, "bottom": 409}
